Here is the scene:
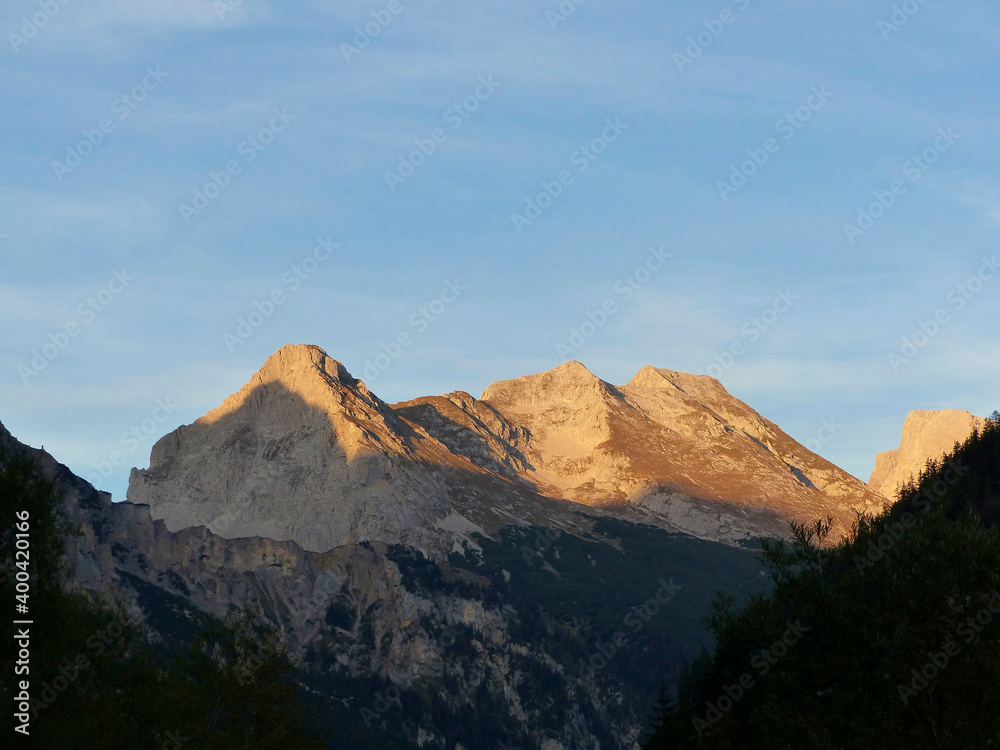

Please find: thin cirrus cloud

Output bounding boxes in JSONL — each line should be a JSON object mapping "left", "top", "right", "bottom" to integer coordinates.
{"left": 1, "top": 0, "right": 997, "bottom": 503}
{"left": 2, "top": 0, "right": 265, "bottom": 51}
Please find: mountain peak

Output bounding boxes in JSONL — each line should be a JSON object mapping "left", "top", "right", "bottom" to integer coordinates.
{"left": 128, "top": 344, "right": 421, "bottom": 551}
{"left": 627, "top": 365, "right": 727, "bottom": 400}
{"left": 203, "top": 344, "right": 369, "bottom": 426}
{"left": 127, "top": 345, "right": 883, "bottom": 551}
{"left": 623, "top": 366, "right": 756, "bottom": 435}
{"left": 479, "top": 360, "right": 614, "bottom": 414}
{"left": 253, "top": 343, "right": 354, "bottom": 389}
{"left": 869, "top": 409, "right": 985, "bottom": 498}
{"left": 552, "top": 359, "right": 593, "bottom": 376}
{"left": 261, "top": 342, "right": 339, "bottom": 373}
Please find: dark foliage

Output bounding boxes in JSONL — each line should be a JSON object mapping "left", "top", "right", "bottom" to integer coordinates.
{"left": 0, "top": 440, "right": 326, "bottom": 749}
{"left": 643, "top": 415, "right": 1000, "bottom": 749}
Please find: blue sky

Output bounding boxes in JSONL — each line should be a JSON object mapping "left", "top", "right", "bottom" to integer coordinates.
{"left": 2, "top": 0, "right": 998, "bottom": 501}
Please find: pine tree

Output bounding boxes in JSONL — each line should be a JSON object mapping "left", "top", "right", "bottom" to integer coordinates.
{"left": 0, "top": 439, "right": 327, "bottom": 749}
{"left": 639, "top": 412, "right": 1000, "bottom": 749}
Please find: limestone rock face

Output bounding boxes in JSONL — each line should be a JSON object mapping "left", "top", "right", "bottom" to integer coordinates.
{"left": 471, "top": 362, "right": 883, "bottom": 541}
{"left": 129, "top": 344, "right": 445, "bottom": 552}
{"left": 129, "top": 345, "right": 883, "bottom": 550}
{"left": 869, "top": 409, "right": 985, "bottom": 499}
{"left": 0, "top": 419, "right": 767, "bottom": 750}
{"left": 393, "top": 390, "right": 532, "bottom": 482}
{"left": 129, "top": 345, "right": 591, "bottom": 554}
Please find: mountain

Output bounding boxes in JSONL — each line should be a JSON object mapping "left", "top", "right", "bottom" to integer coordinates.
{"left": 1, "top": 417, "right": 769, "bottom": 749}
{"left": 130, "top": 344, "right": 882, "bottom": 550}
{"left": 127, "top": 344, "right": 601, "bottom": 556}
{"left": 464, "top": 361, "right": 881, "bottom": 539}
{"left": 2, "top": 345, "right": 906, "bottom": 748}
{"left": 868, "top": 409, "right": 986, "bottom": 499}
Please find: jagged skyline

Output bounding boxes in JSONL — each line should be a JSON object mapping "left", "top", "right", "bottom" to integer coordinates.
{"left": 127, "top": 343, "right": 884, "bottom": 550}
{"left": 2, "top": 0, "right": 997, "bottom": 503}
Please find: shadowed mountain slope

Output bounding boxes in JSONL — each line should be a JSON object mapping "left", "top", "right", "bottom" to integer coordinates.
{"left": 129, "top": 344, "right": 881, "bottom": 551}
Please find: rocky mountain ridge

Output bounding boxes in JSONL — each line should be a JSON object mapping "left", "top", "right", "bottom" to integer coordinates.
{"left": 8, "top": 350, "right": 983, "bottom": 750}
{"left": 128, "top": 344, "right": 883, "bottom": 551}
{"left": 2, "top": 418, "right": 768, "bottom": 749}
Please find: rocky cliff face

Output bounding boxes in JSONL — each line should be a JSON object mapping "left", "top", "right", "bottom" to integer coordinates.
{"left": 8, "top": 342, "right": 984, "bottom": 748}
{"left": 127, "top": 344, "right": 581, "bottom": 556}
{"left": 869, "top": 409, "right": 986, "bottom": 499}
{"left": 2, "top": 419, "right": 768, "bottom": 750}
{"left": 471, "top": 362, "right": 883, "bottom": 539}
{"left": 130, "top": 344, "right": 881, "bottom": 550}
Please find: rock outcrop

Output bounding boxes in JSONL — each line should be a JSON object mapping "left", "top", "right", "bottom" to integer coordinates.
{"left": 1, "top": 418, "right": 768, "bottom": 750}
{"left": 130, "top": 345, "right": 882, "bottom": 549}
{"left": 404, "top": 361, "right": 884, "bottom": 542}
{"left": 869, "top": 409, "right": 986, "bottom": 499}
{"left": 128, "top": 344, "right": 584, "bottom": 554}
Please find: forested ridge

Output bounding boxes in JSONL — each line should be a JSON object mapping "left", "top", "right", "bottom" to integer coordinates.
{"left": 0, "top": 441, "right": 326, "bottom": 749}
{"left": 644, "top": 412, "right": 1000, "bottom": 749}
